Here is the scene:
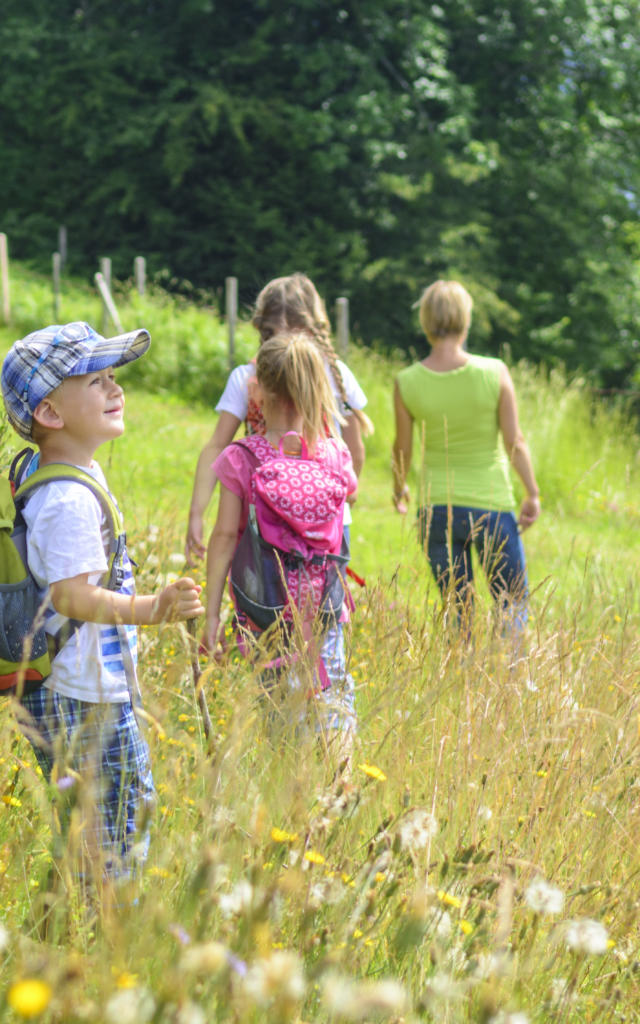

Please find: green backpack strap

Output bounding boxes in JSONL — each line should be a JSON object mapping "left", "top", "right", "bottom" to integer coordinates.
{"left": 14, "top": 464, "right": 127, "bottom": 592}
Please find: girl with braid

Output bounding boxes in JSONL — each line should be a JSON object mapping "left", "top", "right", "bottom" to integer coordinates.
{"left": 186, "top": 273, "right": 370, "bottom": 564}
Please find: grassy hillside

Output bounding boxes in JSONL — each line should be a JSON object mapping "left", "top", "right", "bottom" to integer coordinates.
{"left": 1, "top": 265, "right": 640, "bottom": 1022}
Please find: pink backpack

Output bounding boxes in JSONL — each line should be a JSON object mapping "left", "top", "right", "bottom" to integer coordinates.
{"left": 229, "top": 433, "right": 350, "bottom": 635}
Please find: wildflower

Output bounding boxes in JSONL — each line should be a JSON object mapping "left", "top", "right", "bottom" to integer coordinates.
{"left": 304, "top": 850, "right": 325, "bottom": 865}
{"left": 477, "top": 804, "right": 493, "bottom": 821}
{"left": 169, "top": 553, "right": 186, "bottom": 566}
{"left": 358, "top": 763, "right": 387, "bottom": 782}
{"left": 423, "top": 972, "right": 465, "bottom": 1004}
{"left": 472, "top": 951, "right": 513, "bottom": 980}
{"left": 459, "top": 919, "right": 473, "bottom": 935}
{"left": 437, "top": 890, "right": 462, "bottom": 909}
{"left": 489, "top": 1013, "right": 529, "bottom": 1024}
{"left": 270, "top": 827, "right": 298, "bottom": 843}
{"left": 0, "top": 921, "right": 9, "bottom": 952}
{"left": 243, "top": 951, "right": 305, "bottom": 1006}
{"left": 175, "top": 1001, "right": 206, "bottom": 1024}
{"left": 104, "top": 986, "right": 155, "bottom": 1024}
{"left": 218, "top": 879, "right": 254, "bottom": 918}
{"left": 168, "top": 923, "right": 191, "bottom": 946}
{"left": 564, "top": 918, "right": 609, "bottom": 955}
{"left": 7, "top": 979, "right": 52, "bottom": 1018}
{"left": 115, "top": 971, "right": 138, "bottom": 989}
{"left": 181, "top": 942, "right": 229, "bottom": 975}
{"left": 524, "top": 877, "right": 565, "bottom": 916}
{"left": 2, "top": 795, "right": 21, "bottom": 807}
{"left": 322, "top": 973, "right": 409, "bottom": 1020}
{"left": 397, "top": 809, "right": 438, "bottom": 852}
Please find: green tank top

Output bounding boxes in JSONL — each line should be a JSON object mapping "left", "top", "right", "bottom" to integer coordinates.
{"left": 396, "top": 354, "right": 515, "bottom": 511}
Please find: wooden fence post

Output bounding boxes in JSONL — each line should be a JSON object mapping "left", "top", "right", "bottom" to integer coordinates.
{"left": 134, "top": 256, "right": 146, "bottom": 295}
{"left": 226, "top": 276, "right": 238, "bottom": 372}
{"left": 52, "top": 252, "right": 61, "bottom": 320}
{"left": 94, "top": 271, "right": 124, "bottom": 335}
{"left": 58, "top": 226, "right": 67, "bottom": 268}
{"left": 100, "top": 258, "right": 112, "bottom": 334}
{"left": 0, "top": 233, "right": 9, "bottom": 325}
{"left": 336, "top": 297, "right": 349, "bottom": 357}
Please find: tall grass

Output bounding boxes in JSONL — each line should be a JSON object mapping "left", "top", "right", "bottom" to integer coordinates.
{"left": 1, "top": 265, "right": 640, "bottom": 1021}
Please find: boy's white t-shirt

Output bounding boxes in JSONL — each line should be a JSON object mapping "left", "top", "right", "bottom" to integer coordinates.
{"left": 215, "top": 359, "right": 367, "bottom": 527}
{"left": 21, "top": 461, "right": 137, "bottom": 703}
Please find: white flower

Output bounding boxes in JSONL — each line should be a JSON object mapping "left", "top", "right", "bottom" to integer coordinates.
{"left": 0, "top": 922, "right": 9, "bottom": 953}
{"left": 397, "top": 809, "right": 438, "bottom": 852}
{"left": 423, "top": 972, "right": 465, "bottom": 1003}
{"left": 322, "top": 973, "right": 409, "bottom": 1020}
{"left": 218, "top": 879, "right": 254, "bottom": 918}
{"left": 169, "top": 552, "right": 186, "bottom": 566}
{"left": 243, "top": 951, "right": 305, "bottom": 1006}
{"left": 564, "top": 918, "right": 609, "bottom": 955}
{"left": 181, "top": 941, "right": 228, "bottom": 974}
{"left": 477, "top": 805, "right": 493, "bottom": 822}
{"left": 175, "top": 1002, "right": 206, "bottom": 1024}
{"left": 524, "top": 877, "right": 565, "bottom": 915}
{"left": 489, "top": 1012, "right": 529, "bottom": 1024}
{"left": 104, "top": 987, "right": 155, "bottom": 1024}
{"left": 473, "top": 951, "right": 513, "bottom": 980}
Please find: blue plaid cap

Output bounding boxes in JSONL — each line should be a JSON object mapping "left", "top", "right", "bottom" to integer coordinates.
{"left": 1, "top": 321, "right": 151, "bottom": 440}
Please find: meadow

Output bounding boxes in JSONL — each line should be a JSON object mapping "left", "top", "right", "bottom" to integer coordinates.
{"left": 1, "top": 265, "right": 640, "bottom": 1022}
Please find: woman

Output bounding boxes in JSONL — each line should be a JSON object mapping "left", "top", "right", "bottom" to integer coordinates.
{"left": 392, "top": 279, "right": 540, "bottom": 633}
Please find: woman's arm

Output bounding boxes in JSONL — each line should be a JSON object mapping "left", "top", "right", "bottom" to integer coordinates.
{"left": 498, "top": 365, "right": 541, "bottom": 530}
{"left": 186, "top": 411, "right": 242, "bottom": 564}
{"left": 203, "top": 485, "right": 243, "bottom": 651}
{"left": 392, "top": 380, "right": 413, "bottom": 514}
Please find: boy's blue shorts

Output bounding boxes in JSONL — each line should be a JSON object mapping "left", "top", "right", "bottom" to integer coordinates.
{"left": 20, "top": 688, "right": 155, "bottom": 879}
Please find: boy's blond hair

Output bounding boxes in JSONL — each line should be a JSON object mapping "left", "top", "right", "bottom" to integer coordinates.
{"left": 256, "top": 332, "right": 343, "bottom": 451}
{"left": 419, "top": 280, "right": 473, "bottom": 341}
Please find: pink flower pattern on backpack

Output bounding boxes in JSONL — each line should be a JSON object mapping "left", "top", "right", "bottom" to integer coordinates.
{"left": 234, "top": 433, "right": 350, "bottom": 623}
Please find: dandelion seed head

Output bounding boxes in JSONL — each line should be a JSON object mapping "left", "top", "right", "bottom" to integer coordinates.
{"left": 243, "top": 951, "right": 305, "bottom": 1006}
{"left": 564, "top": 918, "right": 609, "bottom": 955}
{"left": 524, "top": 877, "right": 565, "bottom": 915}
{"left": 218, "top": 879, "right": 254, "bottom": 917}
{"left": 104, "top": 986, "right": 155, "bottom": 1024}
{"left": 180, "top": 941, "right": 228, "bottom": 974}
{"left": 397, "top": 809, "right": 438, "bottom": 851}
{"left": 322, "top": 973, "right": 408, "bottom": 1020}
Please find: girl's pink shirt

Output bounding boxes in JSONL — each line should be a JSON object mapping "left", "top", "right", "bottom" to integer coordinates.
{"left": 213, "top": 434, "right": 357, "bottom": 542}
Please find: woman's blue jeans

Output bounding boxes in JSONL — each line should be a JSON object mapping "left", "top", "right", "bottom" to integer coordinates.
{"left": 418, "top": 505, "right": 528, "bottom": 634}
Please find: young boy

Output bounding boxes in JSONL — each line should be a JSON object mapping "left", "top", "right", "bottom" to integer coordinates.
{"left": 1, "top": 321, "right": 204, "bottom": 883}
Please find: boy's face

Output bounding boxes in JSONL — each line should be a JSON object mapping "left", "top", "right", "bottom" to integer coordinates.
{"left": 38, "top": 368, "right": 125, "bottom": 449}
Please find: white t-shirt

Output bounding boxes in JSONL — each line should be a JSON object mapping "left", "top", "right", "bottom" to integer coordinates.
{"left": 215, "top": 359, "right": 367, "bottom": 526}
{"left": 21, "top": 462, "right": 137, "bottom": 703}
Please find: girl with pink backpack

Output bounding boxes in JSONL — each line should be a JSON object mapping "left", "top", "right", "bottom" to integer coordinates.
{"left": 202, "top": 331, "right": 358, "bottom": 751}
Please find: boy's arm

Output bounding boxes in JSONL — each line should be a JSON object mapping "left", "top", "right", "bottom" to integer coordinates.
{"left": 50, "top": 575, "right": 204, "bottom": 625}
{"left": 203, "top": 486, "right": 243, "bottom": 651}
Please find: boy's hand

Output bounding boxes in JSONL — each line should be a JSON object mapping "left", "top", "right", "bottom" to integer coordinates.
{"left": 153, "top": 577, "right": 205, "bottom": 623}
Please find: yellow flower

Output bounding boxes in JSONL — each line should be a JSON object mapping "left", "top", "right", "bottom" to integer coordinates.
{"left": 270, "top": 827, "right": 298, "bottom": 843}
{"left": 115, "top": 971, "right": 139, "bottom": 988}
{"left": 2, "top": 795, "right": 21, "bottom": 807}
{"left": 459, "top": 919, "right": 473, "bottom": 935}
{"left": 304, "top": 850, "right": 325, "bottom": 865}
{"left": 437, "top": 890, "right": 462, "bottom": 909}
{"left": 8, "top": 978, "right": 52, "bottom": 1018}
{"left": 358, "top": 762, "right": 387, "bottom": 782}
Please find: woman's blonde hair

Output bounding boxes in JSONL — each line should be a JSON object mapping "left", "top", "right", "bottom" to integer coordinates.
{"left": 256, "top": 331, "right": 343, "bottom": 451}
{"left": 252, "top": 273, "right": 348, "bottom": 407}
{"left": 419, "top": 280, "right": 473, "bottom": 340}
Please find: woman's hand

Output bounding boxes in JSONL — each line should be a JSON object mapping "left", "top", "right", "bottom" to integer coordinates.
{"left": 518, "top": 495, "right": 541, "bottom": 531}
{"left": 393, "top": 484, "right": 410, "bottom": 515}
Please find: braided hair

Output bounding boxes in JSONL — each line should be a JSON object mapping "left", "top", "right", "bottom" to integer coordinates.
{"left": 252, "top": 273, "right": 348, "bottom": 410}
